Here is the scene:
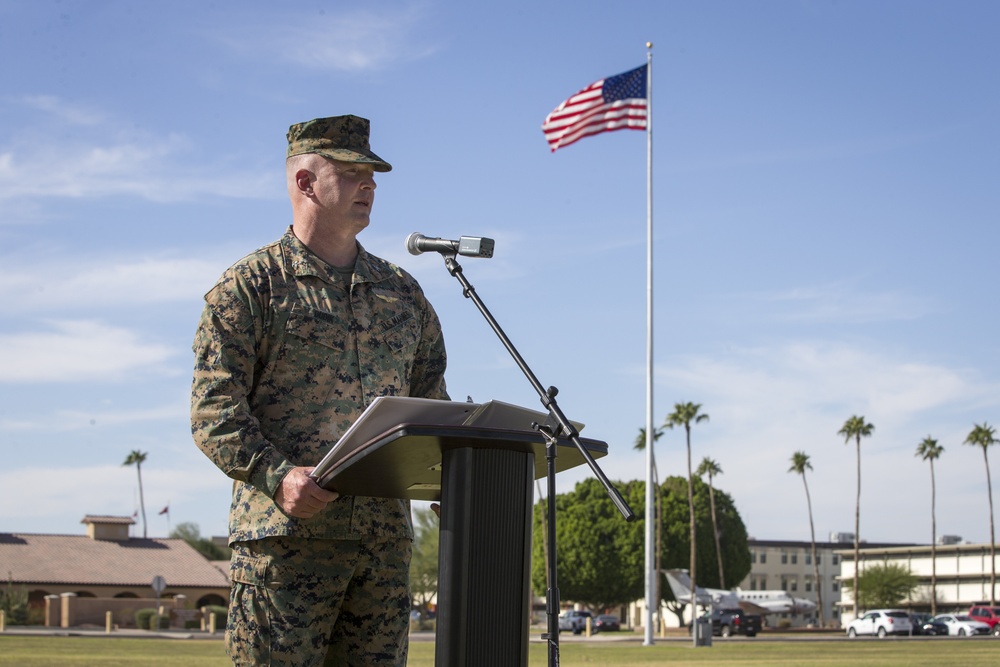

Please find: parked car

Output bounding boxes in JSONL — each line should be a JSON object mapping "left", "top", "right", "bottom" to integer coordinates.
{"left": 689, "top": 608, "right": 761, "bottom": 637}
{"left": 558, "top": 609, "right": 593, "bottom": 635}
{"left": 911, "top": 613, "right": 948, "bottom": 636}
{"left": 968, "top": 605, "right": 1000, "bottom": 636}
{"left": 931, "top": 613, "right": 991, "bottom": 636}
{"left": 846, "top": 609, "right": 913, "bottom": 637}
{"left": 594, "top": 614, "right": 620, "bottom": 632}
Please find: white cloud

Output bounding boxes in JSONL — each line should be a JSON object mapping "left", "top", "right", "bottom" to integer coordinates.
{"left": 0, "top": 138, "right": 276, "bottom": 203}
{"left": 15, "top": 94, "right": 105, "bottom": 126}
{"left": 758, "top": 283, "right": 933, "bottom": 324}
{"left": 215, "top": 4, "right": 440, "bottom": 72}
{"left": 584, "top": 339, "right": 1000, "bottom": 543}
{"left": 0, "top": 255, "right": 231, "bottom": 312}
{"left": 0, "top": 320, "right": 175, "bottom": 383}
{"left": 660, "top": 341, "right": 996, "bottom": 435}
{"left": 0, "top": 95, "right": 278, "bottom": 205}
{"left": 0, "top": 403, "right": 185, "bottom": 432}
{"left": 0, "top": 463, "right": 225, "bottom": 531}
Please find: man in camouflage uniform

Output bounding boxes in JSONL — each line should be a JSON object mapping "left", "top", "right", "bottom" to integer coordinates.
{"left": 190, "top": 115, "right": 448, "bottom": 666}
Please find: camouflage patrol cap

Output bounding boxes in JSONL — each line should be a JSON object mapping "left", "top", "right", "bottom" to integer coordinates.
{"left": 286, "top": 115, "right": 392, "bottom": 172}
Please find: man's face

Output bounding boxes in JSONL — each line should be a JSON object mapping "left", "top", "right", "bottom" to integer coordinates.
{"left": 313, "top": 158, "right": 377, "bottom": 231}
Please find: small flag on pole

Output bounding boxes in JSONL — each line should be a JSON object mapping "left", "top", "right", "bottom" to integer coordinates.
{"left": 542, "top": 64, "right": 648, "bottom": 152}
{"left": 158, "top": 505, "right": 169, "bottom": 515}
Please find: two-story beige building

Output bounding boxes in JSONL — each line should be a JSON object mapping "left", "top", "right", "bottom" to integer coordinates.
{"left": 741, "top": 537, "right": 915, "bottom": 628}
{"left": 837, "top": 540, "right": 1000, "bottom": 624}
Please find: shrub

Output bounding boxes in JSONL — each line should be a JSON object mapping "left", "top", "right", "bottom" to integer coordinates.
{"left": 135, "top": 608, "right": 158, "bottom": 629}
{"left": 0, "top": 583, "right": 30, "bottom": 626}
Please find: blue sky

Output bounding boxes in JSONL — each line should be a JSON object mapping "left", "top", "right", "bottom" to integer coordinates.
{"left": 1, "top": 0, "right": 998, "bottom": 549}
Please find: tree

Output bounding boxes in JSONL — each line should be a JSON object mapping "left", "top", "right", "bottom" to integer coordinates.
{"left": 664, "top": 401, "right": 709, "bottom": 630}
{"left": 528, "top": 476, "right": 752, "bottom": 617}
{"left": 842, "top": 563, "right": 918, "bottom": 610}
{"left": 409, "top": 505, "right": 440, "bottom": 618}
{"left": 915, "top": 436, "right": 944, "bottom": 615}
{"left": 530, "top": 478, "right": 646, "bottom": 611}
{"left": 964, "top": 422, "right": 998, "bottom": 605}
{"left": 838, "top": 415, "right": 873, "bottom": 619}
{"left": 123, "top": 450, "right": 149, "bottom": 538}
{"left": 658, "top": 475, "right": 751, "bottom": 626}
{"left": 170, "top": 522, "right": 230, "bottom": 560}
{"left": 633, "top": 425, "right": 664, "bottom": 627}
{"left": 788, "top": 451, "right": 823, "bottom": 626}
{"left": 695, "top": 457, "right": 725, "bottom": 589}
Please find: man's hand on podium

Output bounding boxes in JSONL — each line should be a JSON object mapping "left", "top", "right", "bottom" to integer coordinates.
{"left": 275, "top": 466, "right": 339, "bottom": 519}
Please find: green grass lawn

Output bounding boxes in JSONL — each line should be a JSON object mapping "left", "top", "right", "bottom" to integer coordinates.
{"left": 1, "top": 635, "right": 998, "bottom": 666}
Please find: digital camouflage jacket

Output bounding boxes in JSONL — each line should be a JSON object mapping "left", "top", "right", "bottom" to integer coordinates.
{"left": 191, "top": 227, "right": 448, "bottom": 543}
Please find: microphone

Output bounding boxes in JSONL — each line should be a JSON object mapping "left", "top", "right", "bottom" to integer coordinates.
{"left": 406, "top": 232, "right": 495, "bottom": 258}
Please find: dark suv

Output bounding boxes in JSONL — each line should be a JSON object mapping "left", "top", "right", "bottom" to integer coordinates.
{"left": 968, "top": 605, "right": 1000, "bottom": 636}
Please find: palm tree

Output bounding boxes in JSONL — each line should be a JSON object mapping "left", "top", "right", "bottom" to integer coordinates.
{"left": 964, "top": 422, "right": 998, "bottom": 605}
{"left": 695, "top": 457, "right": 725, "bottom": 589}
{"left": 915, "top": 436, "right": 944, "bottom": 615}
{"left": 788, "top": 451, "right": 823, "bottom": 627}
{"left": 123, "top": 450, "right": 149, "bottom": 538}
{"left": 664, "top": 401, "right": 709, "bottom": 634}
{"left": 634, "top": 426, "right": 664, "bottom": 629}
{"left": 838, "top": 415, "right": 873, "bottom": 620}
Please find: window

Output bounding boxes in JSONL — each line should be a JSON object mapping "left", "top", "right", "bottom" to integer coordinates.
{"left": 816, "top": 554, "right": 821, "bottom": 565}
{"left": 791, "top": 553, "right": 798, "bottom": 564}
{"left": 790, "top": 580, "right": 798, "bottom": 592}
{"left": 832, "top": 582, "right": 839, "bottom": 592}
{"left": 751, "top": 550, "right": 757, "bottom": 563}
{"left": 832, "top": 554, "right": 839, "bottom": 565}
{"left": 781, "top": 552, "right": 788, "bottom": 564}
{"left": 805, "top": 581, "right": 812, "bottom": 592}
{"left": 805, "top": 553, "right": 812, "bottom": 565}
{"left": 760, "top": 552, "right": 767, "bottom": 564}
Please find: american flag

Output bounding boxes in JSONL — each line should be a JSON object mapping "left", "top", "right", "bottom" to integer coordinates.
{"left": 542, "top": 64, "right": 648, "bottom": 152}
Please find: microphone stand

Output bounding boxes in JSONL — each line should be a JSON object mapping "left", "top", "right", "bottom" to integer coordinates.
{"left": 435, "top": 252, "right": 635, "bottom": 667}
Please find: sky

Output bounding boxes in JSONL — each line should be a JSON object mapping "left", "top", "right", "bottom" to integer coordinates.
{"left": 1, "top": 0, "right": 998, "bottom": 550}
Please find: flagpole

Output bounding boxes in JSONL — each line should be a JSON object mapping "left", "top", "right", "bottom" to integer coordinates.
{"left": 642, "top": 41, "right": 656, "bottom": 647}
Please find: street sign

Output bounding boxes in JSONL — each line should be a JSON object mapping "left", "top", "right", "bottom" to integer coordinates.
{"left": 151, "top": 575, "right": 167, "bottom": 596}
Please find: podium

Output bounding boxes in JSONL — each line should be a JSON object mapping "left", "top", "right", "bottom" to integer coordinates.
{"left": 319, "top": 423, "right": 608, "bottom": 667}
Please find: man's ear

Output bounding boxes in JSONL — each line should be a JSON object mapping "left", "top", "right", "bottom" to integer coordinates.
{"left": 294, "top": 168, "right": 314, "bottom": 195}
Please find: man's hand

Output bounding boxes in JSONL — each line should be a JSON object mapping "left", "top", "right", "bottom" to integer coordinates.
{"left": 274, "top": 467, "right": 339, "bottom": 519}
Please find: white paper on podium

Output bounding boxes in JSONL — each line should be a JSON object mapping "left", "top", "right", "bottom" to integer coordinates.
{"left": 310, "top": 396, "right": 584, "bottom": 486}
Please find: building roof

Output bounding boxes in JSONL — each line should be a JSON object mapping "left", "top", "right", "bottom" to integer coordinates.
{"left": 748, "top": 538, "right": 920, "bottom": 550}
{"left": 0, "top": 532, "right": 230, "bottom": 589}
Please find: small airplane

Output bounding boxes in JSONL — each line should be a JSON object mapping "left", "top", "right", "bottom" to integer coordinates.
{"left": 664, "top": 569, "right": 818, "bottom": 616}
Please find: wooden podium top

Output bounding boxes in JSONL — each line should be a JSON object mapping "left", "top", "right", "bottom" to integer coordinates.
{"left": 315, "top": 424, "right": 608, "bottom": 501}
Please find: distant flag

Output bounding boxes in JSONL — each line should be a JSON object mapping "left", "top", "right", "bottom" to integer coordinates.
{"left": 541, "top": 64, "right": 648, "bottom": 152}
{"left": 158, "top": 505, "right": 169, "bottom": 515}
{"left": 132, "top": 510, "right": 138, "bottom": 518}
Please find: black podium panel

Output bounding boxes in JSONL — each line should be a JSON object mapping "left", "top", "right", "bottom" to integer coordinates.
{"left": 436, "top": 446, "right": 534, "bottom": 667}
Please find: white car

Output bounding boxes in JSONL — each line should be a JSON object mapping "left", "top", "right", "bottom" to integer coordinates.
{"left": 931, "top": 613, "right": 991, "bottom": 636}
{"left": 558, "top": 609, "right": 593, "bottom": 635}
{"left": 846, "top": 609, "right": 913, "bottom": 637}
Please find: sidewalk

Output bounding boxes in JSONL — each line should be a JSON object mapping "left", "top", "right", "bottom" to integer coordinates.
{"left": 1, "top": 625, "right": 223, "bottom": 640}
